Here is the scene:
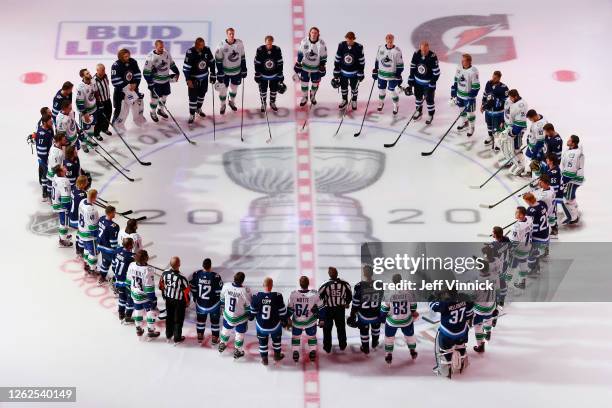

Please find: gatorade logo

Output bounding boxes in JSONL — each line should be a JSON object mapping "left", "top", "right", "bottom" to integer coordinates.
{"left": 412, "top": 14, "right": 516, "bottom": 64}
{"left": 56, "top": 21, "right": 212, "bottom": 60}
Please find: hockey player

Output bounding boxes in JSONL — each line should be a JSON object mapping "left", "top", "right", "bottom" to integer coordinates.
{"left": 295, "top": 27, "right": 327, "bottom": 107}
{"left": 372, "top": 33, "right": 403, "bottom": 115}
{"left": 490, "top": 226, "right": 511, "bottom": 326}
{"left": 451, "top": 53, "right": 480, "bottom": 136}
{"left": 97, "top": 205, "right": 120, "bottom": 285}
{"left": 523, "top": 192, "right": 549, "bottom": 281}
{"left": 287, "top": 276, "right": 324, "bottom": 363}
{"left": 332, "top": 31, "right": 365, "bottom": 110}
{"left": 64, "top": 146, "right": 84, "bottom": 187}
{"left": 251, "top": 277, "right": 287, "bottom": 365}
{"left": 407, "top": 40, "right": 440, "bottom": 123}
{"left": 118, "top": 219, "right": 143, "bottom": 253}
{"left": 523, "top": 109, "right": 548, "bottom": 176}
{"left": 504, "top": 89, "right": 529, "bottom": 175}
{"left": 219, "top": 271, "right": 252, "bottom": 359}
{"left": 480, "top": 70, "right": 508, "bottom": 147}
{"left": 56, "top": 100, "right": 88, "bottom": 152}
{"left": 429, "top": 290, "right": 474, "bottom": 377}
{"left": 112, "top": 237, "right": 135, "bottom": 324}
{"left": 348, "top": 265, "right": 384, "bottom": 354}
{"left": 34, "top": 113, "right": 54, "bottom": 202}
{"left": 46, "top": 132, "right": 66, "bottom": 181}
{"left": 126, "top": 249, "right": 160, "bottom": 338}
{"left": 507, "top": 206, "right": 533, "bottom": 290}
{"left": 50, "top": 165, "right": 73, "bottom": 248}
{"left": 472, "top": 247, "right": 498, "bottom": 353}
{"left": 254, "top": 35, "right": 284, "bottom": 112}
{"left": 51, "top": 81, "right": 73, "bottom": 122}
{"left": 533, "top": 174, "right": 556, "bottom": 240}
{"left": 545, "top": 153, "right": 563, "bottom": 236}
{"left": 143, "top": 40, "right": 180, "bottom": 122}
{"left": 560, "top": 135, "right": 585, "bottom": 225}
{"left": 380, "top": 274, "right": 418, "bottom": 364}
{"left": 189, "top": 258, "right": 223, "bottom": 343}
{"left": 183, "top": 37, "right": 216, "bottom": 124}
{"left": 69, "top": 175, "right": 88, "bottom": 259}
{"left": 78, "top": 189, "right": 100, "bottom": 274}
{"left": 215, "top": 28, "right": 247, "bottom": 114}
{"left": 110, "top": 48, "right": 145, "bottom": 130}
{"left": 75, "top": 68, "right": 102, "bottom": 145}
{"left": 543, "top": 123, "right": 563, "bottom": 161}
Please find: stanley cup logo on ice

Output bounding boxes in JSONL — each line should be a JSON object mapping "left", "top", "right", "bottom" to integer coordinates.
{"left": 222, "top": 147, "right": 384, "bottom": 285}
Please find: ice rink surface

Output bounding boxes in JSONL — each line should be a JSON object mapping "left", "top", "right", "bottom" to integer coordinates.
{"left": 2, "top": 0, "right": 612, "bottom": 407}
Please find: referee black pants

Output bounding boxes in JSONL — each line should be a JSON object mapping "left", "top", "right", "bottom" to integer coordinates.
{"left": 323, "top": 306, "right": 348, "bottom": 352}
{"left": 165, "top": 298, "right": 186, "bottom": 342}
{"left": 95, "top": 100, "right": 112, "bottom": 134}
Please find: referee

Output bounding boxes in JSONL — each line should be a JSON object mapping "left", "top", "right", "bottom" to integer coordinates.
{"left": 159, "top": 257, "right": 190, "bottom": 344}
{"left": 93, "top": 63, "right": 112, "bottom": 136}
{"left": 318, "top": 266, "right": 352, "bottom": 353}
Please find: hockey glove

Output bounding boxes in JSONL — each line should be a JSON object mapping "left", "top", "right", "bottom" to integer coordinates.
{"left": 404, "top": 84, "right": 413, "bottom": 96}
{"left": 241, "top": 70, "right": 248, "bottom": 79}
{"left": 346, "top": 315, "right": 357, "bottom": 328}
{"left": 429, "top": 82, "right": 436, "bottom": 89}
{"left": 372, "top": 69, "right": 378, "bottom": 80}
{"left": 318, "top": 320, "right": 325, "bottom": 328}
{"left": 319, "top": 65, "right": 326, "bottom": 77}
{"left": 333, "top": 71, "right": 340, "bottom": 79}
{"left": 278, "top": 81, "right": 287, "bottom": 94}
{"left": 331, "top": 77, "right": 340, "bottom": 89}
{"left": 294, "top": 62, "right": 302, "bottom": 74}
{"left": 407, "top": 78, "right": 415, "bottom": 88}
{"left": 450, "top": 84, "right": 457, "bottom": 99}
{"left": 172, "top": 73, "right": 180, "bottom": 82}
{"left": 357, "top": 72, "right": 364, "bottom": 82}
{"left": 248, "top": 313, "right": 255, "bottom": 321}
{"left": 147, "top": 82, "right": 155, "bottom": 90}
{"left": 209, "top": 74, "right": 216, "bottom": 84}
{"left": 254, "top": 74, "right": 261, "bottom": 84}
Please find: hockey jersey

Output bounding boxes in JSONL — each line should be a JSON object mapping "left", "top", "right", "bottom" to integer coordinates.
{"left": 535, "top": 187, "right": 556, "bottom": 223}
{"left": 189, "top": 269, "right": 223, "bottom": 313}
{"left": 183, "top": 46, "right": 215, "bottom": 81}
{"left": 429, "top": 300, "right": 474, "bottom": 339}
{"left": 69, "top": 186, "right": 86, "bottom": 224}
{"left": 215, "top": 39, "right": 247, "bottom": 77}
{"left": 380, "top": 291, "right": 417, "bottom": 327}
{"left": 452, "top": 65, "right": 480, "bottom": 100}
{"left": 527, "top": 201, "right": 549, "bottom": 241}
{"left": 220, "top": 282, "right": 252, "bottom": 326}
{"left": 251, "top": 291, "right": 287, "bottom": 331}
{"left": 351, "top": 281, "right": 384, "bottom": 322}
{"left": 51, "top": 175, "right": 71, "bottom": 213}
{"left": 52, "top": 89, "right": 72, "bottom": 121}
{"left": 297, "top": 37, "right": 327, "bottom": 74}
{"left": 288, "top": 289, "right": 322, "bottom": 328}
{"left": 111, "top": 58, "right": 142, "bottom": 89}
{"left": 481, "top": 80, "right": 508, "bottom": 112}
{"left": 126, "top": 263, "right": 156, "bottom": 304}
{"left": 63, "top": 156, "right": 81, "bottom": 186}
{"left": 46, "top": 145, "right": 64, "bottom": 180}
{"left": 561, "top": 146, "right": 585, "bottom": 185}
{"left": 504, "top": 97, "right": 528, "bottom": 136}
{"left": 112, "top": 247, "right": 134, "bottom": 284}
{"left": 374, "top": 45, "right": 403, "bottom": 80}
{"left": 117, "top": 230, "right": 143, "bottom": 253}
{"left": 143, "top": 49, "right": 179, "bottom": 85}
{"left": 526, "top": 115, "right": 548, "bottom": 158}
{"left": 546, "top": 165, "right": 563, "bottom": 198}
{"left": 333, "top": 41, "right": 365, "bottom": 78}
{"left": 35, "top": 126, "right": 53, "bottom": 165}
{"left": 544, "top": 133, "right": 563, "bottom": 160}
{"left": 55, "top": 111, "right": 78, "bottom": 146}
{"left": 510, "top": 218, "right": 533, "bottom": 258}
{"left": 98, "top": 217, "right": 120, "bottom": 254}
{"left": 77, "top": 200, "right": 99, "bottom": 241}
{"left": 75, "top": 81, "right": 98, "bottom": 115}
{"left": 408, "top": 50, "right": 440, "bottom": 86}
{"left": 254, "top": 45, "right": 284, "bottom": 80}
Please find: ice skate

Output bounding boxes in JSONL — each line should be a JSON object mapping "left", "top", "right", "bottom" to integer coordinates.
{"left": 299, "top": 94, "right": 308, "bottom": 107}
{"left": 157, "top": 108, "right": 168, "bottom": 119}
{"left": 351, "top": 100, "right": 357, "bottom": 110}
{"left": 339, "top": 98, "right": 348, "bottom": 109}
{"left": 220, "top": 103, "right": 227, "bottom": 115}
{"left": 150, "top": 111, "right": 159, "bottom": 122}
{"left": 188, "top": 114, "right": 195, "bottom": 125}
{"left": 270, "top": 101, "right": 278, "bottom": 112}
{"left": 228, "top": 99, "right": 237, "bottom": 111}
{"left": 233, "top": 349, "right": 245, "bottom": 360}
{"left": 425, "top": 113, "right": 434, "bottom": 125}
{"left": 413, "top": 109, "right": 423, "bottom": 120}
{"left": 377, "top": 100, "right": 384, "bottom": 111}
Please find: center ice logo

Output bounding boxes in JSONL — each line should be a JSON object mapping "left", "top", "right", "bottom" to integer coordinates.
{"left": 55, "top": 21, "right": 212, "bottom": 60}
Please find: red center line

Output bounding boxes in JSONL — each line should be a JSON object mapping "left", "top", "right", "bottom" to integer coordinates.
{"left": 289, "top": 1, "right": 321, "bottom": 407}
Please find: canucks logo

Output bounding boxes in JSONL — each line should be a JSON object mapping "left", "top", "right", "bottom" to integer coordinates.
{"left": 343, "top": 54, "right": 354, "bottom": 65}
{"left": 380, "top": 55, "right": 392, "bottom": 68}
{"left": 228, "top": 50, "right": 240, "bottom": 63}
{"left": 305, "top": 49, "right": 316, "bottom": 61}
{"left": 28, "top": 212, "right": 58, "bottom": 236}
{"left": 158, "top": 60, "right": 167, "bottom": 69}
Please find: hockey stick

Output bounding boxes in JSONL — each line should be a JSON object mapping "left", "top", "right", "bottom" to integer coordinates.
{"left": 240, "top": 80, "right": 245, "bottom": 142}
{"left": 75, "top": 123, "right": 131, "bottom": 172}
{"left": 93, "top": 201, "right": 143, "bottom": 220}
{"left": 421, "top": 108, "right": 466, "bottom": 156}
{"left": 90, "top": 146, "right": 135, "bottom": 182}
{"left": 94, "top": 200, "right": 133, "bottom": 216}
{"left": 479, "top": 178, "right": 539, "bottom": 209}
{"left": 211, "top": 80, "right": 216, "bottom": 141}
{"left": 354, "top": 80, "right": 376, "bottom": 137}
{"left": 476, "top": 220, "right": 517, "bottom": 238}
{"left": 384, "top": 108, "right": 419, "bottom": 148}
{"left": 260, "top": 94, "right": 273, "bottom": 144}
{"left": 96, "top": 197, "right": 118, "bottom": 204}
{"left": 333, "top": 104, "right": 348, "bottom": 137}
{"left": 152, "top": 90, "right": 196, "bottom": 145}
{"left": 99, "top": 112, "right": 152, "bottom": 166}
{"left": 469, "top": 145, "right": 527, "bottom": 189}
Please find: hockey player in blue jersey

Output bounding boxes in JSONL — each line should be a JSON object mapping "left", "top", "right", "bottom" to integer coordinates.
{"left": 522, "top": 192, "right": 549, "bottom": 286}
{"left": 480, "top": 70, "right": 508, "bottom": 147}
{"left": 34, "top": 113, "right": 54, "bottom": 201}
{"left": 68, "top": 175, "right": 88, "bottom": 259}
{"left": 348, "top": 265, "right": 384, "bottom": 354}
{"left": 332, "top": 31, "right": 365, "bottom": 111}
{"left": 251, "top": 277, "right": 287, "bottom": 365}
{"left": 543, "top": 123, "right": 563, "bottom": 161}
{"left": 407, "top": 40, "right": 440, "bottom": 124}
{"left": 254, "top": 35, "right": 284, "bottom": 112}
{"left": 189, "top": 258, "right": 223, "bottom": 344}
{"left": 112, "top": 237, "right": 135, "bottom": 324}
{"left": 97, "top": 205, "right": 120, "bottom": 285}
{"left": 545, "top": 153, "right": 563, "bottom": 237}
{"left": 183, "top": 37, "right": 216, "bottom": 124}
{"left": 51, "top": 81, "right": 73, "bottom": 122}
{"left": 429, "top": 290, "right": 474, "bottom": 378}
{"left": 110, "top": 48, "right": 145, "bottom": 130}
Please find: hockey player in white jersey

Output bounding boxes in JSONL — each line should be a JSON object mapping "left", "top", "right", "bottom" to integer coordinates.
{"left": 118, "top": 218, "right": 143, "bottom": 253}
{"left": 533, "top": 174, "right": 556, "bottom": 232}
{"left": 219, "top": 271, "right": 252, "bottom": 359}
{"left": 143, "top": 40, "right": 180, "bottom": 122}
{"left": 524, "top": 109, "right": 548, "bottom": 176}
{"left": 78, "top": 189, "right": 100, "bottom": 274}
{"left": 380, "top": 274, "right": 418, "bottom": 364}
{"left": 287, "top": 276, "right": 324, "bottom": 363}
{"left": 372, "top": 34, "right": 403, "bottom": 115}
{"left": 215, "top": 28, "right": 247, "bottom": 114}
{"left": 51, "top": 165, "right": 72, "bottom": 247}
{"left": 504, "top": 89, "right": 529, "bottom": 176}
{"left": 46, "top": 133, "right": 67, "bottom": 182}
{"left": 56, "top": 100, "right": 90, "bottom": 153}
{"left": 506, "top": 206, "right": 533, "bottom": 291}
{"left": 450, "top": 53, "right": 480, "bottom": 136}
{"left": 472, "top": 247, "right": 499, "bottom": 353}
{"left": 560, "top": 135, "right": 585, "bottom": 224}
{"left": 126, "top": 249, "right": 160, "bottom": 338}
{"left": 75, "top": 68, "right": 102, "bottom": 146}
{"left": 295, "top": 27, "right": 327, "bottom": 106}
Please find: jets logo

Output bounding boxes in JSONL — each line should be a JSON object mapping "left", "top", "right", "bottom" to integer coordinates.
{"left": 411, "top": 14, "right": 516, "bottom": 64}
{"left": 198, "top": 61, "right": 207, "bottom": 70}
{"left": 125, "top": 71, "right": 133, "bottom": 81}
{"left": 343, "top": 54, "right": 354, "bottom": 65}
{"left": 264, "top": 59, "right": 275, "bottom": 70}
{"left": 417, "top": 64, "right": 427, "bottom": 75}
{"left": 228, "top": 50, "right": 240, "bottom": 63}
